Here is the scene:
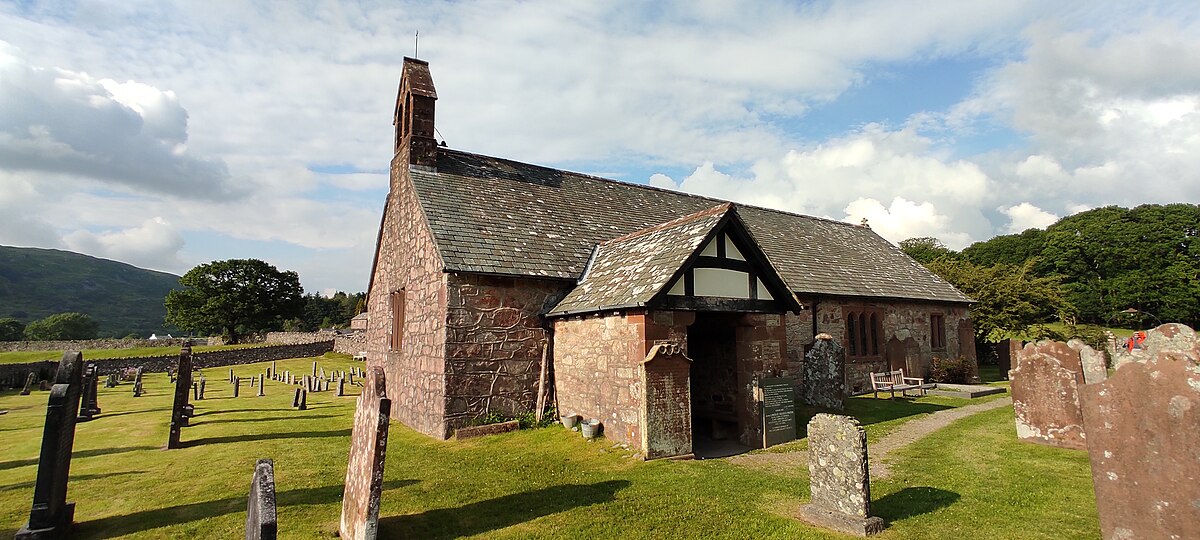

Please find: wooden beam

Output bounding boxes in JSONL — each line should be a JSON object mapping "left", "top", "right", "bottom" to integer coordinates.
{"left": 660, "top": 296, "right": 783, "bottom": 313}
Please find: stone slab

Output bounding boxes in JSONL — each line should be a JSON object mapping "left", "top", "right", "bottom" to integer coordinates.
{"left": 167, "top": 345, "right": 193, "bottom": 449}
{"left": 799, "top": 413, "right": 883, "bottom": 536}
{"left": 1010, "top": 340, "right": 1086, "bottom": 450}
{"left": 926, "top": 383, "right": 1007, "bottom": 399}
{"left": 798, "top": 504, "right": 885, "bottom": 537}
{"left": 245, "top": 458, "right": 277, "bottom": 540}
{"left": 16, "top": 352, "right": 84, "bottom": 539}
{"left": 339, "top": 366, "right": 391, "bottom": 540}
{"left": 801, "top": 334, "right": 846, "bottom": 410}
{"left": 640, "top": 342, "right": 693, "bottom": 459}
{"left": 454, "top": 420, "right": 519, "bottom": 440}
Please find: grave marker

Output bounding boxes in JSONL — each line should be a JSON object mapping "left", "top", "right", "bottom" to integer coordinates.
{"left": 293, "top": 388, "right": 302, "bottom": 408}
{"left": 758, "top": 377, "right": 797, "bottom": 447}
{"left": 168, "top": 344, "right": 194, "bottom": 449}
{"left": 77, "top": 363, "right": 100, "bottom": 422}
{"left": 800, "top": 334, "right": 846, "bottom": 410}
{"left": 257, "top": 374, "right": 265, "bottom": 397}
{"left": 797, "top": 414, "right": 884, "bottom": 537}
{"left": 16, "top": 352, "right": 84, "bottom": 540}
{"left": 20, "top": 372, "right": 35, "bottom": 395}
{"left": 245, "top": 458, "right": 278, "bottom": 540}
{"left": 338, "top": 377, "right": 346, "bottom": 397}
{"left": 233, "top": 377, "right": 240, "bottom": 398}
{"left": 298, "top": 389, "right": 307, "bottom": 411}
{"left": 198, "top": 378, "right": 206, "bottom": 400}
{"left": 1010, "top": 340, "right": 1086, "bottom": 450}
{"left": 339, "top": 366, "right": 390, "bottom": 540}
{"left": 133, "top": 367, "right": 144, "bottom": 397}
{"left": 1067, "top": 339, "right": 1107, "bottom": 385}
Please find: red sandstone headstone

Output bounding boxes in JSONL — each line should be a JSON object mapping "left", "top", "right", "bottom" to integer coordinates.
{"left": 1010, "top": 340, "right": 1086, "bottom": 450}
{"left": 639, "top": 342, "right": 692, "bottom": 459}
{"left": 1079, "top": 333, "right": 1199, "bottom": 540}
{"left": 1067, "top": 339, "right": 1107, "bottom": 385}
{"left": 339, "top": 366, "right": 391, "bottom": 540}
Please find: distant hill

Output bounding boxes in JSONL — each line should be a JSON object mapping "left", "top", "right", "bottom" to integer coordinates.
{"left": 0, "top": 245, "right": 183, "bottom": 338}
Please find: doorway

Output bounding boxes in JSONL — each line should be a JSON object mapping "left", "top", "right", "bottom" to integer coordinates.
{"left": 687, "top": 312, "right": 750, "bottom": 458}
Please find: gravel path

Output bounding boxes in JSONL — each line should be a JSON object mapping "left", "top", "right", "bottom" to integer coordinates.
{"left": 728, "top": 396, "right": 1012, "bottom": 477}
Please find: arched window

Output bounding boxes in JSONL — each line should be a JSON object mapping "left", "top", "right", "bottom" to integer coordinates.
{"left": 846, "top": 313, "right": 858, "bottom": 356}
{"left": 844, "top": 309, "right": 882, "bottom": 358}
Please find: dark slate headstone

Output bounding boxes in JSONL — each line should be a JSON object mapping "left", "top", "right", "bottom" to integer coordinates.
{"left": 759, "top": 377, "right": 797, "bottom": 447}
{"left": 77, "top": 363, "right": 101, "bottom": 421}
{"left": 198, "top": 378, "right": 206, "bottom": 400}
{"left": 1079, "top": 324, "right": 1199, "bottom": 540}
{"left": 338, "top": 377, "right": 346, "bottom": 397}
{"left": 233, "top": 377, "right": 240, "bottom": 398}
{"left": 21, "top": 372, "right": 35, "bottom": 395}
{"left": 292, "top": 388, "right": 302, "bottom": 408}
{"left": 16, "top": 352, "right": 84, "bottom": 540}
{"left": 257, "top": 374, "right": 265, "bottom": 397}
{"left": 133, "top": 367, "right": 144, "bottom": 397}
{"left": 797, "top": 414, "right": 884, "bottom": 537}
{"left": 168, "top": 344, "right": 194, "bottom": 450}
{"left": 298, "top": 389, "right": 307, "bottom": 411}
{"left": 801, "top": 334, "right": 846, "bottom": 410}
{"left": 339, "top": 366, "right": 391, "bottom": 540}
{"left": 245, "top": 458, "right": 278, "bottom": 540}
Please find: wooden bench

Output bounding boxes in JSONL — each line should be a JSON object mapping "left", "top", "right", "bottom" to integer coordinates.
{"left": 869, "top": 369, "right": 926, "bottom": 399}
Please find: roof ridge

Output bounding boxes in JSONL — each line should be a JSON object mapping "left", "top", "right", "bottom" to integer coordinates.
{"left": 601, "top": 203, "right": 732, "bottom": 245}
{"left": 437, "top": 147, "right": 867, "bottom": 231}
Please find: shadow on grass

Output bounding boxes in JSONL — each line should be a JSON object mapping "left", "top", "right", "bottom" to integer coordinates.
{"left": 977, "top": 364, "right": 1005, "bottom": 383}
{"left": 76, "top": 479, "right": 415, "bottom": 537}
{"left": 379, "top": 480, "right": 630, "bottom": 539}
{"left": 873, "top": 487, "right": 960, "bottom": 521}
{"left": 0, "top": 446, "right": 159, "bottom": 471}
{"left": 181, "top": 428, "right": 350, "bottom": 447}
{"left": 193, "top": 408, "right": 286, "bottom": 417}
{"left": 190, "top": 414, "right": 338, "bottom": 426}
{"left": 0, "top": 470, "right": 146, "bottom": 492}
{"left": 796, "top": 399, "right": 953, "bottom": 438}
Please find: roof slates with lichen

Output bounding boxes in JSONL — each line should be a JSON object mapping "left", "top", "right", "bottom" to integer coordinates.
{"left": 410, "top": 148, "right": 971, "bottom": 303}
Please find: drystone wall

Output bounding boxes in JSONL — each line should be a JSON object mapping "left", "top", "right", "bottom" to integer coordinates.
{"left": 0, "top": 337, "right": 192, "bottom": 353}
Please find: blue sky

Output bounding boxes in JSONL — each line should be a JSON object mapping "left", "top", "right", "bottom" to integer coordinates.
{"left": 1, "top": 1, "right": 1198, "bottom": 294}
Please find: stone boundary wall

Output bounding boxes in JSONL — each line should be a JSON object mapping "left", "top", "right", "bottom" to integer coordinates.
{"left": 0, "top": 341, "right": 334, "bottom": 387}
{"left": 0, "top": 337, "right": 194, "bottom": 353}
{"left": 265, "top": 330, "right": 368, "bottom": 357}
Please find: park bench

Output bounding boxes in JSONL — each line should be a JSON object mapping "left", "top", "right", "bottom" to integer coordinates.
{"left": 869, "top": 369, "right": 927, "bottom": 399}
{"left": 353, "top": 351, "right": 367, "bottom": 362}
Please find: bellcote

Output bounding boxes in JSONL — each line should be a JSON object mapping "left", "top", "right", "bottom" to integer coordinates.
{"left": 394, "top": 57, "right": 438, "bottom": 168}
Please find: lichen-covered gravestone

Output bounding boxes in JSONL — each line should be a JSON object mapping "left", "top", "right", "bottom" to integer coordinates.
{"left": 1010, "top": 340, "right": 1087, "bottom": 450}
{"left": 797, "top": 414, "right": 884, "bottom": 536}
{"left": 16, "top": 352, "right": 85, "bottom": 540}
{"left": 245, "top": 458, "right": 277, "bottom": 540}
{"left": 1067, "top": 339, "right": 1108, "bottom": 385}
{"left": 339, "top": 366, "right": 391, "bottom": 540}
{"left": 1079, "top": 323, "right": 1200, "bottom": 540}
{"left": 801, "top": 334, "right": 846, "bottom": 410}
{"left": 639, "top": 343, "right": 693, "bottom": 459}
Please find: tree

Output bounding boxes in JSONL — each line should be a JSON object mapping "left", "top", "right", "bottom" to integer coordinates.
{"left": 23, "top": 312, "right": 100, "bottom": 340}
{"left": 925, "top": 258, "right": 1075, "bottom": 342}
{"left": 165, "top": 259, "right": 304, "bottom": 343}
{"left": 961, "top": 228, "right": 1047, "bottom": 267}
{"left": 899, "top": 237, "right": 958, "bottom": 264}
{"left": 0, "top": 317, "right": 26, "bottom": 341}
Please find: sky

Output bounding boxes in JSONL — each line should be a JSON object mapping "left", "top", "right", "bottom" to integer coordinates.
{"left": 1, "top": 1, "right": 1199, "bottom": 295}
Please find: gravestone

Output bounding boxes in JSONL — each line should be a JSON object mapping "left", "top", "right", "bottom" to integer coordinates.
{"left": 995, "top": 338, "right": 1021, "bottom": 380}
{"left": 192, "top": 382, "right": 199, "bottom": 401}
{"left": 16, "top": 352, "right": 85, "bottom": 540}
{"left": 339, "top": 366, "right": 391, "bottom": 540}
{"left": 320, "top": 367, "right": 326, "bottom": 380}
{"left": 104, "top": 374, "right": 117, "bottom": 388}
{"left": 257, "top": 374, "right": 265, "bottom": 397}
{"left": 800, "top": 334, "right": 846, "bottom": 410}
{"left": 797, "top": 414, "right": 884, "bottom": 536}
{"left": 77, "top": 363, "right": 100, "bottom": 422}
{"left": 1112, "top": 323, "right": 1200, "bottom": 369}
{"left": 639, "top": 343, "right": 692, "bottom": 459}
{"left": 758, "top": 377, "right": 797, "bottom": 447}
{"left": 338, "top": 378, "right": 346, "bottom": 397}
{"left": 245, "top": 458, "right": 278, "bottom": 540}
{"left": 292, "top": 389, "right": 302, "bottom": 408}
{"left": 198, "top": 378, "right": 206, "bottom": 400}
{"left": 21, "top": 372, "right": 35, "bottom": 395}
{"left": 1067, "top": 339, "right": 1107, "bottom": 385}
{"left": 1079, "top": 324, "right": 1199, "bottom": 540}
{"left": 957, "top": 318, "right": 980, "bottom": 382}
{"left": 229, "top": 368, "right": 235, "bottom": 383}
{"left": 312, "top": 361, "right": 317, "bottom": 378}
{"left": 168, "top": 344, "right": 194, "bottom": 449}
{"left": 233, "top": 377, "right": 240, "bottom": 398}
{"left": 133, "top": 367, "right": 144, "bottom": 397}
{"left": 1010, "top": 340, "right": 1086, "bottom": 450}
{"left": 298, "top": 389, "right": 307, "bottom": 411}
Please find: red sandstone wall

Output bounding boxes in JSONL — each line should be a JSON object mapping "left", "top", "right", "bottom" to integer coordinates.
{"left": 553, "top": 312, "right": 647, "bottom": 449}
{"left": 444, "top": 274, "right": 571, "bottom": 432}
{"left": 364, "top": 154, "right": 449, "bottom": 438}
{"left": 786, "top": 298, "right": 972, "bottom": 393}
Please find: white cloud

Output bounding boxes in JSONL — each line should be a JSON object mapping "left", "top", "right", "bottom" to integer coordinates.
{"left": 64, "top": 217, "right": 185, "bottom": 272}
{"left": 1000, "top": 202, "right": 1059, "bottom": 233}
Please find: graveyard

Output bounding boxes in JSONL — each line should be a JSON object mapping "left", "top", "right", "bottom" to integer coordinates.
{"left": 0, "top": 351, "right": 1108, "bottom": 539}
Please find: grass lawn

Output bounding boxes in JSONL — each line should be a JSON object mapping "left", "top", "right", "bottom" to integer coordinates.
{"left": 0, "top": 343, "right": 267, "bottom": 365}
{"left": 0, "top": 353, "right": 1099, "bottom": 539}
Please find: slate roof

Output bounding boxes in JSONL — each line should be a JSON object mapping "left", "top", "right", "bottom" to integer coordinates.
{"left": 409, "top": 148, "right": 972, "bottom": 304}
{"left": 548, "top": 204, "right": 730, "bottom": 315}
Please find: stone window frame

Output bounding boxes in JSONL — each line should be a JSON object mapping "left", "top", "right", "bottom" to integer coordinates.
{"left": 844, "top": 309, "right": 882, "bottom": 359}
{"left": 930, "top": 312, "right": 946, "bottom": 350}
{"left": 389, "top": 289, "right": 405, "bottom": 351}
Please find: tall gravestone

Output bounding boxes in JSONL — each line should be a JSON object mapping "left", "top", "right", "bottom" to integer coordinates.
{"left": 16, "top": 351, "right": 85, "bottom": 540}
{"left": 1079, "top": 323, "right": 1199, "bottom": 540}
{"left": 339, "top": 366, "right": 391, "bottom": 540}
{"left": 133, "top": 367, "right": 144, "bottom": 397}
{"left": 995, "top": 338, "right": 1020, "bottom": 380}
{"left": 167, "top": 344, "right": 194, "bottom": 450}
{"left": 800, "top": 334, "right": 846, "bottom": 410}
{"left": 639, "top": 343, "right": 693, "bottom": 459}
{"left": 797, "top": 414, "right": 884, "bottom": 537}
{"left": 1067, "top": 339, "right": 1107, "bottom": 385}
{"left": 21, "top": 372, "right": 35, "bottom": 395}
{"left": 1010, "top": 340, "right": 1087, "bottom": 450}
{"left": 77, "top": 363, "right": 101, "bottom": 421}
{"left": 246, "top": 458, "right": 278, "bottom": 540}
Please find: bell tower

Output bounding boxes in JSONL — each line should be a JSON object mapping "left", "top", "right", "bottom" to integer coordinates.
{"left": 394, "top": 57, "right": 438, "bottom": 168}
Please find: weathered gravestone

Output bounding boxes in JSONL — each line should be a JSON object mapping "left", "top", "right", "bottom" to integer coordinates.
{"left": 339, "top": 366, "right": 391, "bottom": 540}
{"left": 21, "top": 372, "right": 35, "bottom": 395}
{"left": 1010, "top": 340, "right": 1086, "bottom": 450}
{"left": 167, "top": 344, "right": 194, "bottom": 449}
{"left": 292, "top": 388, "right": 302, "bottom": 409}
{"left": 995, "top": 338, "right": 1021, "bottom": 380}
{"left": 797, "top": 414, "right": 884, "bottom": 537}
{"left": 77, "top": 363, "right": 101, "bottom": 422}
{"left": 245, "top": 458, "right": 278, "bottom": 540}
{"left": 257, "top": 374, "right": 265, "bottom": 397}
{"left": 16, "top": 352, "right": 84, "bottom": 540}
{"left": 800, "top": 334, "right": 846, "bottom": 410}
{"left": 1067, "top": 339, "right": 1107, "bottom": 385}
{"left": 233, "top": 377, "right": 240, "bottom": 398}
{"left": 1079, "top": 323, "right": 1200, "bottom": 540}
{"left": 198, "top": 378, "right": 206, "bottom": 400}
{"left": 133, "top": 367, "right": 144, "bottom": 397}
{"left": 639, "top": 343, "right": 692, "bottom": 460}
{"left": 298, "top": 389, "right": 307, "bottom": 411}
{"left": 1111, "top": 322, "right": 1200, "bottom": 370}
{"left": 338, "top": 378, "right": 346, "bottom": 397}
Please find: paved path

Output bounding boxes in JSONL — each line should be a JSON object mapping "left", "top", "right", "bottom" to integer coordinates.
{"left": 728, "top": 396, "right": 1012, "bottom": 477}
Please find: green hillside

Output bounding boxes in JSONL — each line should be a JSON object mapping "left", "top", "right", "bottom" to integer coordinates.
{"left": 0, "top": 245, "right": 182, "bottom": 338}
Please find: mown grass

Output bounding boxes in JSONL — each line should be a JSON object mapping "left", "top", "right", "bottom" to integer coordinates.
{"left": 0, "top": 353, "right": 1097, "bottom": 539}
{"left": 0, "top": 343, "right": 266, "bottom": 365}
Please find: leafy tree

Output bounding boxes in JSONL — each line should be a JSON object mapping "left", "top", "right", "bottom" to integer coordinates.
{"left": 23, "top": 312, "right": 100, "bottom": 340}
{"left": 0, "top": 317, "right": 26, "bottom": 341}
{"left": 899, "top": 237, "right": 958, "bottom": 264}
{"left": 925, "top": 258, "right": 1075, "bottom": 342}
{"left": 165, "top": 259, "right": 304, "bottom": 343}
{"left": 961, "top": 228, "right": 1047, "bottom": 268}
{"left": 299, "top": 291, "right": 366, "bottom": 330}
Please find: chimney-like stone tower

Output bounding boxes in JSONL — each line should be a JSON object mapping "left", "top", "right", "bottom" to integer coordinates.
{"left": 394, "top": 57, "right": 438, "bottom": 169}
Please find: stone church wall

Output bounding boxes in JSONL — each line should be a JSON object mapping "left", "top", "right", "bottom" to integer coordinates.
{"left": 553, "top": 312, "right": 647, "bottom": 449}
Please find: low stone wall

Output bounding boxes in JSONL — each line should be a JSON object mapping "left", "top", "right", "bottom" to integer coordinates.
{"left": 265, "top": 330, "right": 366, "bottom": 357}
{"left": 0, "top": 337, "right": 192, "bottom": 353}
{"left": 334, "top": 333, "right": 368, "bottom": 356}
{"left": 0, "top": 341, "right": 334, "bottom": 388}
